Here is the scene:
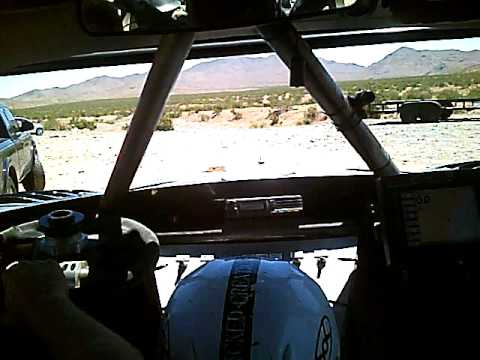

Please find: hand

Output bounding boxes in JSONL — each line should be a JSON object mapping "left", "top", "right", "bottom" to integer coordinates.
{"left": 2, "top": 260, "right": 68, "bottom": 326}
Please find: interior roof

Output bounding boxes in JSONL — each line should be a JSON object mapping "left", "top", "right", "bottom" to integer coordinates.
{"left": 1, "top": 1, "right": 480, "bottom": 75}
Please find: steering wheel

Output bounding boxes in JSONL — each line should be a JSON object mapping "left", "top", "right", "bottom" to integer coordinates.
{"left": 0, "top": 209, "right": 162, "bottom": 359}
{"left": 0, "top": 209, "right": 160, "bottom": 313}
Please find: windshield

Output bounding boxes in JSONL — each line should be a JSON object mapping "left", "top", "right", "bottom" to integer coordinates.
{"left": 1, "top": 37, "right": 480, "bottom": 192}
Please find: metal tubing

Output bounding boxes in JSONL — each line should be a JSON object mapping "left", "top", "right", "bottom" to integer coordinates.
{"left": 102, "top": 32, "right": 195, "bottom": 211}
{"left": 258, "top": 22, "right": 399, "bottom": 176}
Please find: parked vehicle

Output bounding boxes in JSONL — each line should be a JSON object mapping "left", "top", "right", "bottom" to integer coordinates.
{"left": 0, "top": 106, "right": 45, "bottom": 193}
{"left": 369, "top": 99, "right": 461, "bottom": 122}
{"left": 15, "top": 117, "right": 45, "bottom": 136}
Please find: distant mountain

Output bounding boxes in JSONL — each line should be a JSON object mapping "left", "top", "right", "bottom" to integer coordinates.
{"left": 7, "top": 74, "right": 146, "bottom": 108}
{"left": 5, "top": 55, "right": 365, "bottom": 108}
{"left": 175, "top": 56, "right": 288, "bottom": 92}
{"left": 367, "top": 47, "right": 480, "bottom": 78}
{"left": 6, "top": 47, "right": 480, "bottom": 108}
{"left": 174, "top": 56, "right": 366, "bottom": 94}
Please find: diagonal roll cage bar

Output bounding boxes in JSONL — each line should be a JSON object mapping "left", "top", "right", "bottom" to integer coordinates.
{"left": 101, "top": 32, "right": 195, "bottom": 212}
{"left": 258, "top": 22, "right": 399, "bottom": 176}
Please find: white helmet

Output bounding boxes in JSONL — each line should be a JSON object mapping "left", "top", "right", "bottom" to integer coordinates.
{"left": 165, "top": 257, "right": 340, "bottom": 360}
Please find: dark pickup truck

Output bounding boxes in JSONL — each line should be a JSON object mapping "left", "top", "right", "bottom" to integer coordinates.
{"left": 0, "top": 105, "right": 45, "bottom": 193}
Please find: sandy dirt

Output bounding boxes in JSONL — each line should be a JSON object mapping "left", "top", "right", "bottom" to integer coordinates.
{"left": 32, "top": 118, "right": 480, "bottom": 192}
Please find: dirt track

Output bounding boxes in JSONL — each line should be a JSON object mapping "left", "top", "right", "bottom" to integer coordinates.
{"left": 32, "top": 118, "right": 480, "bottom": 192}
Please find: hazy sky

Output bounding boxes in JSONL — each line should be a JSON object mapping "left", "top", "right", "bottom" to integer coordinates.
{"left": 1, "top": 37, "right": 479, "bottom": 99}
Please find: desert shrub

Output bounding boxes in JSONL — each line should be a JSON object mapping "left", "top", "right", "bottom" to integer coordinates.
{"left": 266, "top": 110, "right": 281, "bottom": 126}
{"left": 212, "top": 104, "right": 224, "bottom": 116}
{"left": 42, "top": 118, "right": 69, "bottom": 131}
{"left": 401, "top": 88, "right": 432, "bottom": 100}
{"left": 230, "top": 109, "right": 242, "bottom": 121}
{"left": 122, "top": 123, "right": 130, "bottom": 130}
{"left": 467, "top": 88, "right": 480, "bottom": 98}
{"left": 434, "top": 88, "right": 463, "bottom": 99}
{"left": 156, "top": 115, "right": 174, "bottom": 131}
{"left": 304, "top": 106, "right": 318, "bottom": 123}
{"left": 382, "top": 89, "right": 401, "bottom": 101}
{"left": 117, "top": 110, "right": 132, "bottom": 117}
{"left": 69, "top": 117, "right": 97, "bottom": 130}
{"left": 168, "top": 108, "right": 183, "bottom": 118}
{"left": 187, "top": 104, "right": 204, "bottom": 113}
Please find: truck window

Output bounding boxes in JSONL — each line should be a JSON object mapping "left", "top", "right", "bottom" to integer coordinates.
{"left": 1, "top": 108, "right": 19, "bottom": 135}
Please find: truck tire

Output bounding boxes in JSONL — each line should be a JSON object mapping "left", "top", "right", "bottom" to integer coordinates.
{"left": 22, "top": 156, "right": 46, "bottom": 191}
{"left": 399, "top": 101, "right": 443, "bottom": 124}
{"left": 5, "top": 175, "right": 17, "bottom": 194}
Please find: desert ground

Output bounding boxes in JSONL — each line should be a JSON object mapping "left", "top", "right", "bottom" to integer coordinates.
{"left": 33, "top": 116, "right": 480, "bottom": 192}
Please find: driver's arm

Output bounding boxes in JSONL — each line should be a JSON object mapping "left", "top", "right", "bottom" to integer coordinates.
{"left": 2, "top": 260, "right": 144, "bottom": 360}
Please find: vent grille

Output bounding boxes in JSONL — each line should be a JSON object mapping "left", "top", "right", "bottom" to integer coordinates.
{"left": 270, "top": 196, "right": 304, "bottom": 214}
{"left": 225, "top": 195, "right": 303, "bottom": 218}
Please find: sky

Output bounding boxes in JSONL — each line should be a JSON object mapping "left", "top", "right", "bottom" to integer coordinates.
{"left": 0, "top": 37, "right": 479, "bottom": 99}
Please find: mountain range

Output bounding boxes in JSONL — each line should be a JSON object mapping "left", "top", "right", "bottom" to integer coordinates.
{"left": 6, "top": 47, "right": 480, "bottom": 108}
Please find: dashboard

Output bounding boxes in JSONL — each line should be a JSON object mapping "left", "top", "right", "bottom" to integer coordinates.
{"left": 0, "top": 176, "right": 375, "bottom": 257}
{"left": 1, "top": 170, "right": 479, "bottom": 262}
